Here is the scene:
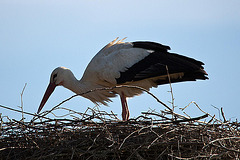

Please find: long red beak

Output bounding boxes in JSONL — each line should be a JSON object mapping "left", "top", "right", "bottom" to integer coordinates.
{"left": 37, "top": 82, "right": 56, "bottom": 114}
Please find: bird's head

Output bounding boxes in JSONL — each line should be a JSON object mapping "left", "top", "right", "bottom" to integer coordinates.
{"left": 37, "top": 67, "right": 73, "bottom": 114}
{"left": 50, "top": 67, "right": 73, "bottom": 86}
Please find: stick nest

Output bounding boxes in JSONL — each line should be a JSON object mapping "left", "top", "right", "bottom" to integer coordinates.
{"left": 1, "top": 85, "right": 240, "bottom": 159}
{"left": 1, "top": 106, "right": 239, "bottom": 160}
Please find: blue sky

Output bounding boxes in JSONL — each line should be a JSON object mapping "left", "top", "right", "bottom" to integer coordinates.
{"left": 1, "top": 0, "right": 240, "bottom": 121}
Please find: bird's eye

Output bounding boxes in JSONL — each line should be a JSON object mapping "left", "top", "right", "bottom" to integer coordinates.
{"left": 53, "top": 74, "right": 57, "bottom": 81}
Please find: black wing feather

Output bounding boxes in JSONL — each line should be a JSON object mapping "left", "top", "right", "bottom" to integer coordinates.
{"left": 132, "top": 41, "right": 171, "bottom": 52}
{"left": 116, "top": 41, "right": 208, "bottom": 84}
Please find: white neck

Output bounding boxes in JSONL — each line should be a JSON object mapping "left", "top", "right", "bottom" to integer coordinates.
{"left": 61, "top": 74, "right": 86, "bottom": 95}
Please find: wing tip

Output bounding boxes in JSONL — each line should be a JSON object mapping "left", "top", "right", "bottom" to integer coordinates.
{"left": 132, "top": 41, "right": 171, "bottom": 51}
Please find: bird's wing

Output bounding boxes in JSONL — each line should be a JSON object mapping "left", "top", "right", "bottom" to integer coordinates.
{"left": 82, "top": 40, "right": 208, "bottom": 87}
{"left": 116, "top": 41, "right": 208, "bottom": 85}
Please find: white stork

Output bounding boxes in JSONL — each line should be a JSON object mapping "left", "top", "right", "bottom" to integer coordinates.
{"left": 37, "top": 38, "right": 208, "bottom": 121}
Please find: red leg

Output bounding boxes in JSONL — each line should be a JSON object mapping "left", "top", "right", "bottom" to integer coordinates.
{"left": 120, "top": 92, "right": 130, "bottom": 121}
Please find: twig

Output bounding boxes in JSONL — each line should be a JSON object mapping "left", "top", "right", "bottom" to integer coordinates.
{"left": 211, "top": 105, "right": 221, "bottom": 121}
{"left": 203, "top": 137, "right": 240, "bottom": 153}
{"left": 221, "top": 107, "right": 227, "bottom": 123}
{"left": 161, "top": 110, "right": 207, "bottom": 124}
{"left": 165, "top": 65, "right": 175, "bottom": 120}
{"left": 180, "top": 101, "right": 223, "bottom": 124}
{"left": 148, "top": 126, "right": 179, "bottom": 149}
{"left": 166, "top": 114, "right": 208, "bottom": 124}
{"left": 0, "top": 105, "right": 52, "bottom": 121}
{"left": 207, "top": 115, "right": 215, "bottom": 124}
{"left": 119, "top": 126, "right": 151, "bottom": 149}
{"left": 142, "top": 112, "right": 172, "bottom": 121}
{"left": 19, "top": 83, "right": 27, "bottom": 121}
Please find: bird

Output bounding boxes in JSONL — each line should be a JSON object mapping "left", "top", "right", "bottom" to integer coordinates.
{"left": 37, "top": 38, "right": 208, "bottom": 121}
